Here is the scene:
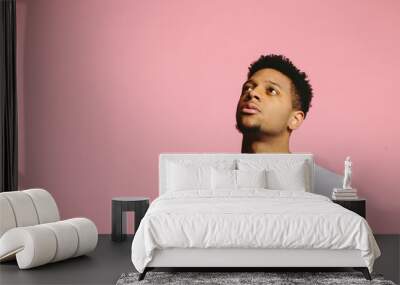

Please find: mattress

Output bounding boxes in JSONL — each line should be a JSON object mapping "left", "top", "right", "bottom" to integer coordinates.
{"left": 131, "top": 189, "right": 381, "bottom": 273}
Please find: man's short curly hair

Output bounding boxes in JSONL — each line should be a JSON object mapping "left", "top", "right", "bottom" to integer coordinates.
{"left": 247, "top": 54, "right": 313, "bottom": 119}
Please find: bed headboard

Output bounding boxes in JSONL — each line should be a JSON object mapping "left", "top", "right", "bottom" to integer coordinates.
{"left": 159, "top": 153, "right": 315, "bottom": 195}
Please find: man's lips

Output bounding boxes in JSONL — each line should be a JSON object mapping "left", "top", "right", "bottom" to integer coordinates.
{"left": 241, "top": 103, "right": 261, "bottom": 114}
{"left": 242, "top": 107, "right": 260, "bottom": 114}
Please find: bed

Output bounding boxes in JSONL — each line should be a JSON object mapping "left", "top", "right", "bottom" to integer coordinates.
{"left": 131, "top": 153, "right": 381, "bottom": 281}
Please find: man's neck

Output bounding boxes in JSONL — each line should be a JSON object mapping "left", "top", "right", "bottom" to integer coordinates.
{"left": 241, "top": 132, "right": 291, "bottom": 153}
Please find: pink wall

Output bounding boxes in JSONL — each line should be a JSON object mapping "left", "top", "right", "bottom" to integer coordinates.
{"left": 16, "top": 0, "right": 400, "bottom": 234}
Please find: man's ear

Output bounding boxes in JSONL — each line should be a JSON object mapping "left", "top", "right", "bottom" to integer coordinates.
{"left": 288, "top": 110, "right": 305, "bottom": 131}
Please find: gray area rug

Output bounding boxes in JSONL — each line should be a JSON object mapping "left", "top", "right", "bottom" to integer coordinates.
{"left": 116, "top": 271, "right": 397, "bottom": 285}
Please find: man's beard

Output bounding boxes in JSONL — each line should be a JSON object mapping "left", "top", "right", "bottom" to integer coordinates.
{"left": 235, "top": 112, "right": 262, "bottom": 135}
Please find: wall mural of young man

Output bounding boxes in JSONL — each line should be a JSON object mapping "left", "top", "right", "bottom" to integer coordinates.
{"left": 236, "top": 54, "right": 313, "bottom": 154}
{"left": 235, "top": 54, "right": 342, "bottom": 197}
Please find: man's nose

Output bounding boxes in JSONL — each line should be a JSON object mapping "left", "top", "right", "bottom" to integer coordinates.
{"left": 246, "top": 88, "right": 260, "bottom": 101}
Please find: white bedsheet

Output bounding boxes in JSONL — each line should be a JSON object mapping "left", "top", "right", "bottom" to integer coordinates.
{"left": 131, "top": 189, "right": 381, "bottom": 273}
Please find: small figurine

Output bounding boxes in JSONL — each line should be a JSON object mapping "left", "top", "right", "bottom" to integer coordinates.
{"left": 342, "top": 156, "right": 352, "bottom": 189}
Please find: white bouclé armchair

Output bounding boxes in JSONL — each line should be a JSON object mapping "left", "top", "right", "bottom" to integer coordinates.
{"left": 0, "top": 188, "right": 98, "bottom": 269}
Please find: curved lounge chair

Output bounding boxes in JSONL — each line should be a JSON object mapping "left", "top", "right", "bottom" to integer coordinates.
{"left": 0, "top": 188, "right": 98, "bottom": 269}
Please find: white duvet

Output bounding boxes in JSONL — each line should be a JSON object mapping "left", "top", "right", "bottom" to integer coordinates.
{"left": 131, "top": 189, "right": 381, "bottom": 273}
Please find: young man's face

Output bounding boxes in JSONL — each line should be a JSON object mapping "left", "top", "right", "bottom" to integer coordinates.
{"left": 235, "top": 68, "right": 302, "bottom": 136}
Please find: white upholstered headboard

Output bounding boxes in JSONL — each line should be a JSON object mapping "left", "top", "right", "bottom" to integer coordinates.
{"left": 159, "top": 153, "right": 315, "bottom": 195}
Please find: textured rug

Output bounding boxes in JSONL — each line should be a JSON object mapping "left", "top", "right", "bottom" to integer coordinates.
{"left": 116, "top": 271, "right": 397, "bottom": 285}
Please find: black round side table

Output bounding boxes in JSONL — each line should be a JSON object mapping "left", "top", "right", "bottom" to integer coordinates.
{"left": 111, "top": 197, "right": 149, "bottom": 242}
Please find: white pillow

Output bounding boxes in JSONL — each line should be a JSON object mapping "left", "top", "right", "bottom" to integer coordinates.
{"left": 266, "top": 166, "right": 306, "bottom": 191}
{"left": 167, "top": 162, "right": 212, "bottom": 191}
{"left": 237, "top": 159, "right": 310, "bottom": 191}
{"left": 211, "top": 168, "right": 268, "bottom": 190}
{"left": 237, "top": 169, "right": 268, "bottom": 188}
{"left": 211, "top": 168, "right": 237, "bottom": 189}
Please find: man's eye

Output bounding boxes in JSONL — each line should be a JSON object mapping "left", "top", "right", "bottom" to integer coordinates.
{"left": 242, "top": 86, "right": 251, "bottom": 94}
{"left": 267, "top": 87, "right": 278, "bottom": 95}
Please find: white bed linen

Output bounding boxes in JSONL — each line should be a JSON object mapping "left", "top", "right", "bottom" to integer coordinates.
{"left": 131, "top": 189, "right": 381, "bottom": 273}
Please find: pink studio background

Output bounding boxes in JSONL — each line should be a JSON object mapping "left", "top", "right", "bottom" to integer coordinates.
{"left": 16, "top": 0, "right": 399, "bottom": 234}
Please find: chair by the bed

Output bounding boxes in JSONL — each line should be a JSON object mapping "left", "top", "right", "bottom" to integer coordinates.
{"left": 0, "top": 188, "right": 98, "bottom": 269}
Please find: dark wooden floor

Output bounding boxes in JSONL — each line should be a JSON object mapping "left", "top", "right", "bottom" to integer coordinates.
{"left": 0, "top": 234, "right": 399, "bottom": 285}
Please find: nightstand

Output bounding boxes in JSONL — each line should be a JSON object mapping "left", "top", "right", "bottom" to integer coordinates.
{"left": 332, "top": 198, "right": 366, "bottom": 218}
{"left": 111, "top": 197, "right": 149, "bottom": 242}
